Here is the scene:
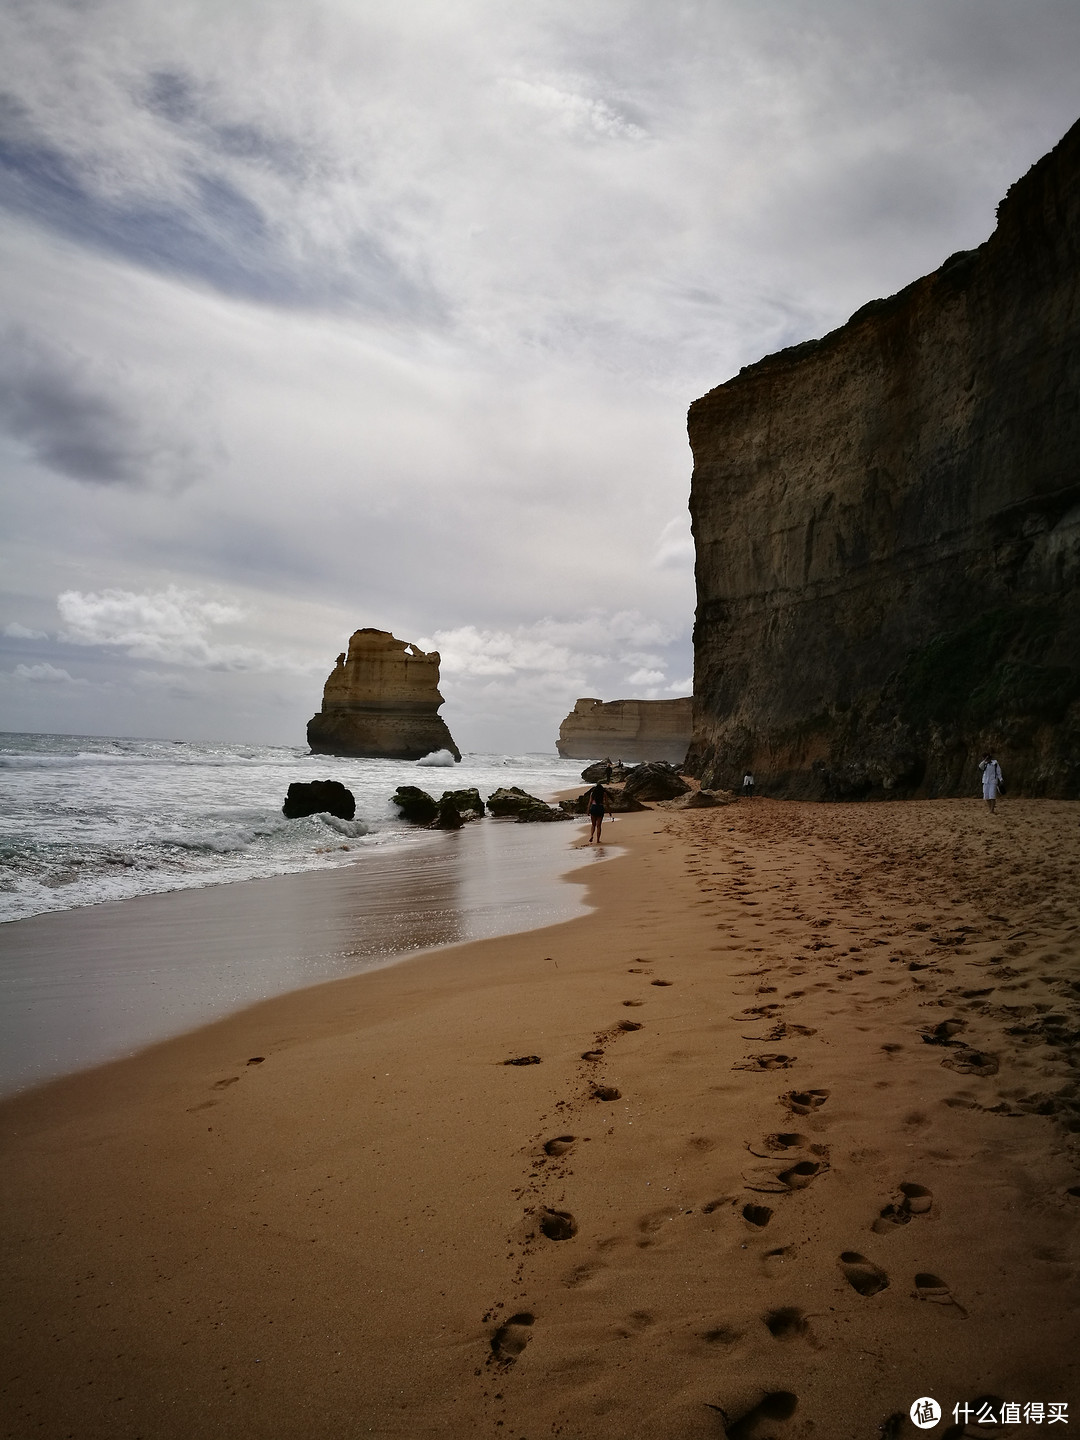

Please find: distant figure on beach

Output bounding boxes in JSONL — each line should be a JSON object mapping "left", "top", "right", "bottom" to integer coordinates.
{"left": 742, "top": 772, "right": 755, "bottom": 798}
{"left": 587, "top": 782, "right": 609, "bottom": 843}
{"left": 604, "top": 758, "right": 612, "bottom": 781}
{"left": 980, "top": 753, "right": 1004, "bottom": 813}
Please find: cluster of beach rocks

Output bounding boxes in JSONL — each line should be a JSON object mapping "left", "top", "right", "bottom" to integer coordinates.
{"left": 283, "top": 762, "right": 734, "bottom": 830}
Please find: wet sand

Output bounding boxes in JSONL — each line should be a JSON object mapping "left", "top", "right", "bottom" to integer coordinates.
{"left": 2, "top": 798, "right": 1079, "bottom": 1439}
{"left": 0, "top": 819, "right": 600, "bottom": 1094}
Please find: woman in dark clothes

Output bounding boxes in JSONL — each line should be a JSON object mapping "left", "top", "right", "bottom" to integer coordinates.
{"left": 587, "top": 782, "right": 609, "bottom": 843}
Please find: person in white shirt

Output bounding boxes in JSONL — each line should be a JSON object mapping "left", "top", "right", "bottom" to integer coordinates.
{"left": 979, "top": 753, "right": 1004, "bottom": 814}
{"left": 742, "top": 772, "right": 754, "bottom": 798}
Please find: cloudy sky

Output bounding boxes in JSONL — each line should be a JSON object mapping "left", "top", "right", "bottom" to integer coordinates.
{"left": 1, "top": 0, "right": 1077, "bottom": 751}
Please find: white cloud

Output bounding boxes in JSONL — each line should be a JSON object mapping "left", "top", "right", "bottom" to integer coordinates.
{"left": 7, "top": 662, "right": 88, "bottom": 685}
{"left": 652, "top": 515, "right": 695, "bottom": 570}
{"left": 56, "top": 586, "right": 316, "bottom": 673}
{"left": 626, "top": 667, "right": 665, "bottom": 687}
{"left": 3, "top": 621, "right": 49, "bottom": 640}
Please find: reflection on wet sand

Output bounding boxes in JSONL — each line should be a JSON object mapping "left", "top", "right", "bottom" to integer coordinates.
{"left": 0, "top": 819, "right": 600, "bottom": 1095}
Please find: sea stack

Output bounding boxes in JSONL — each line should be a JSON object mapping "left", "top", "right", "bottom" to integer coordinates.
{"left": 556, "top": 697, "right": 692, "bottom": 764}
{"left": 307, "top": 629, "right": 461, "bottom": 761}
{"left": 688, "top": 118, "right": 1080, "bottom": 800}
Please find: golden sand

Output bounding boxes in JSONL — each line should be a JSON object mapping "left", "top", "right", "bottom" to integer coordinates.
{"left": 2, "top": 798, "right": 1079, "bottom": 1439}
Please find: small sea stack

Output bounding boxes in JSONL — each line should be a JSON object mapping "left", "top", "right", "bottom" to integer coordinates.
{"left": 307, "top": 629, "right": 461, "bottom": 761}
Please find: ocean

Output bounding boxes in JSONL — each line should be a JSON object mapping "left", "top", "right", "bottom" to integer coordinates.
{"left": 0, "top": 732, "right": 590, "bottom": 925}
{"left": 0, "top": 733, "right": 608, "bottom": 1094}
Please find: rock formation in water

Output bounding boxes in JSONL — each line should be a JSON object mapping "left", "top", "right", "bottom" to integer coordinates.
{"left": 308, "top": 629, "right": 461, "bottom": 761}
{"left": 688, "top": 118, "right": 1080, "bottom": 799}
{"left": 556, "top": 697, "right": 692, "bottom": 764}
{"left": 281, "top": 780, "right": 355, "bottom": 820}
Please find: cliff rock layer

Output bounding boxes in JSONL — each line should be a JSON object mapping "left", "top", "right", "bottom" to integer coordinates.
{"left": 688, "top": 118, "right": 1080, "bottom": 799}
{"left": 307, "top": 629, "right": 461, "bottom": 761}
{"left": 557, "top": 697, "right": 692, "bottom": 764}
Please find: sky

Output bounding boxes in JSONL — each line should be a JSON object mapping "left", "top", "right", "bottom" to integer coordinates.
{"left": 1, "top": 0, "right": 1078, "bottom": 752}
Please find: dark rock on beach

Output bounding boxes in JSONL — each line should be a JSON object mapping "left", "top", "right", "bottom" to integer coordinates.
{"left": 431, "top": 797, "right": 464, "bottom": 829}
{"left": 621, "top": 762, "right": 691, "bottom": 802}
{"left": 391, "top": 785, "right": 439, "bottom": 823}
{"left": 439, "top": 787, "right": 485, "bottom": 817}
{"left": 282, "top": 780, "right": 356, "bottom": 820}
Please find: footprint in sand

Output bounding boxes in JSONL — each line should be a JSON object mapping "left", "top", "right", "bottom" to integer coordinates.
{"left": 942, "top": 1048, "right": 999, "bottom": 1077}
{"left": 564, "top": 1261, "right": 603, "bottom": 1288}
{"left": 744, "top": 1159, "right": 828, "bottom": 1193}
{"left": 747, "top": 1133, "right": 828, "bottom": 1159}
{"left": 742, "top": 1204, "right": 773, "bottom": 1228}
{"left": 246, "top": 1056, "right": 264, "bottom": 1065}
{"left": 764, "top": 1307, "right": 810, "bottom": 1342}
{"left": 490, "top": 1312, "right": 535, "bottom": 1361}
{"left": 539, "top": 1207, "right": 578, "bottom": 1241}
{"left": 912, "top": 1272, "right": 967, "bottom": 1317}
{"left": 733, "top": 1053, "right": 796, "bottom": 1071}
{"left": 618, "top": 1020, "right": 644, "bottom": 1032}
{"left": 592, "top": 1085, "right": 621, "bottom": 1101}
{"left": 622, "top": 1000, "right": 645, "bottom": 1007}
{"left": 503, "top": 1055, "right": 542, "bottom": 1066}
{"left": 782, "top": 1089, "right": 829, "bottom": 1115}
{"left": 839, "top": 1252, "right": 890, "bottom": 1296}
{"left": 871, "top": 1183, "right": 933, "bottom": 1232}
{"left": 723, "top": 1390, "right": 800, "bottom": 1439}
{"left": 581, "top": 1049, "right": 605, "bottom": 1061}
{"left": 650, "top": 979, "right": 673, "bottom": 986}
{"left": 543, "top": 1135, "right": 576, "bottom": 1157}
{"left": 212, "top": 1076, "right": 240, "bottom": 1090}
{"left": 701, "top": 1324, "right": 743, "bottom": 1346}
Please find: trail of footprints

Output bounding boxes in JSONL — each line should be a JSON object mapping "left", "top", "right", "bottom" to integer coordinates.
{"left": 481, "top": 803, "right": 1080, "bottom": 1424}
{"left": 481, "top": 950, "right": 960, "bottom": 1411}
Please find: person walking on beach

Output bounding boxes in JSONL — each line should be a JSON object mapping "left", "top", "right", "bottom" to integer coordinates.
{"left": 979, "top": 752, "right": 1004, "bottom": 813}
{"left": 742, "top": 771, "right": 755, "bottom": 798}
{"left": 586, "top": 781, "right": 610, "bottom": 843}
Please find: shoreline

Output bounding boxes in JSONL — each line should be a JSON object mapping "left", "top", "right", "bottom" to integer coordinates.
{"left": 2, "top": 798, "right": 1078, "bottom": 1438}
{"left": 0, "top": 813, "right": 608, "bottom": 1097}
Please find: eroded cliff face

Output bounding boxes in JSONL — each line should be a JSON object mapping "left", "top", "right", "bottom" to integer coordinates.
{"left": 557, "top": 697, "right": 692, "bottom": 764}
{"left": 307, "top": 629, "right": 461, "bottom": 761}
{"left": 688, "top": 118, "right": 1080, "bottom": 799}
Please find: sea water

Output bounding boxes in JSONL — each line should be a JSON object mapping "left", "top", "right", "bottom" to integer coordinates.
{"left": 0, "top": 732, "right": 591, "bottom": 925}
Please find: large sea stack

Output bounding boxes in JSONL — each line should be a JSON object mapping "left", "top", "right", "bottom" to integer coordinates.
{"left": 307, "top": 629, "right": 461, "bottom": 761}
{"left": 688, "top": 118, "right": 1080, "bottom": 800}
{"left": 557, "top": 697, "right": 692, "bottom": 764}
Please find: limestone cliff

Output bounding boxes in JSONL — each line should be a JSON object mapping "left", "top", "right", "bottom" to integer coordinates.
{"left": 557, "top": 697, "right": 692, "bottom": 764}
{"left": 307, "top": 629, "right": 461, "bottom": 761}
{"left": 688, "top": 117, "right": 1080, "bottom": 799}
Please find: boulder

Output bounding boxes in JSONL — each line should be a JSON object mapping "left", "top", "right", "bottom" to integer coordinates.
{"left": 486, "top": 786, "right": 570, "bottom": 822}
{"left": 431, "top": 797, "right": 464, "bottom": 829}
{"left": 622, "top": 762, "right": 691, "bottom": 802}
{"left": 439, "top": 787, "right": 485, "bottom": 817}
{"left": 282, "top": 780, "right": 356, "bottom": 820}
{"left": 486, "top": 786, "right": 547, "bottom": 817}
{"left": 683, "top": 788, "right": 735, "bottom": 808}
{"left": 391, "top": 785, "right": 439, "bottom": 824}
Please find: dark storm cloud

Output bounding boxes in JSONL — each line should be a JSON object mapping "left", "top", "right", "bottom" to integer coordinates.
{"left": 0, "top": 328, "right": 211, "bottom": 490}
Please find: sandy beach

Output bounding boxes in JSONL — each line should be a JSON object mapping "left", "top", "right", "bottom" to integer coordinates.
{"left": 3, "top": 797, "right": 1079, "bottom": 1439}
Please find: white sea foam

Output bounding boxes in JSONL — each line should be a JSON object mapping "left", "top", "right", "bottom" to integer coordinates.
{"left": 0, "top": 732, "right": 587, "bottom": 923}
{"left": 416, "top": 749, "right": 457, "bottom": 767}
